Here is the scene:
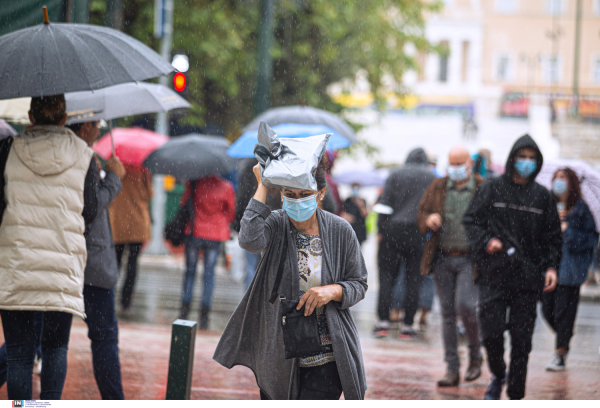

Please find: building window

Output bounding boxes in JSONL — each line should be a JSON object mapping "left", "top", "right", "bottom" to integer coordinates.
{"left": 543, "top": 55, "right": 561, "bottom": 84}
{"left": 495, "top": 0, "right": 517, "bottom": 14}
{"left": 438, "top": 40, "right": 449, "bottom": 83}
{"left": 593, "top": 57, "right": 600, "bottom": 84}
{"left": 495, "top": 54, "right": 513, "bottom": 82}
{"left": 547, "top": 0, "right": 565, "bottom": 15}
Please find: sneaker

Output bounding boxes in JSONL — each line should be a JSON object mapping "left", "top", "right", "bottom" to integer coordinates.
{"left": 372, "top": 324, "right": 389, "bottom": 338}
{"left": 546, "top": 353, "right": 566, "bottom": 371}
{"left": 484, "top": 372, "right": 506, "bottom": 400}
{"left": 400, "top": 324, "right": 418, "bottom": 340}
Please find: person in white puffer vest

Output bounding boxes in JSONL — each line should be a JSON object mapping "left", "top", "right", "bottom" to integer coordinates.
{"left": 0, "top": 95, "right": 100, "bottom": 400}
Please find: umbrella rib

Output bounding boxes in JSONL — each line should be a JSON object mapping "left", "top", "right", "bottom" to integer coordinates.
{"left": 46, "top": 26, "right": 71, "bottom": 97}
{"left": 61, "top": 26, "right": 101, "bottom": 93}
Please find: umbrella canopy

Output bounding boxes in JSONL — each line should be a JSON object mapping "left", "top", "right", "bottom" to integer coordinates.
{"left": 242, "top": 105, "right": 358, "bottom": 144}
{"left": 0, "top": 119, "right": 17, "bottom": 140}
{"left": 0, "top": 20, "right": 173, "bottom": 99}
{"left": 227, "top": 123, "right": 350, "bottom": 159}
{"left": 333, "top": 169, "right": 389, "bottom": 187}
{"left": 0, "top": 98, "right": 30, "bottom": 124}
{"left": 143, "top": 134, "right": 236, "bottom": 180}
{"left": 66, "top": 82, "right": 191, "bottom": 124}
{"left": 537, "top": 158, "right": 600, "bottom": 232}
{"left": 93, "top": 127, "right": 168, "bottom": 166}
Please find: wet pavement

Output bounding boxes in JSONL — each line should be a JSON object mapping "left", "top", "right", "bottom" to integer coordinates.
{"left": 1, "top": 237, "right": 599, "bottom": 399}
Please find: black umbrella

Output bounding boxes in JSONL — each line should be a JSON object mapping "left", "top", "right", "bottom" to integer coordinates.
{"left": 0, "top": 7, "right": 173, "bottom": 99}
{"left": 242, "top": 105, "right": 358, "bottom": 144}
{"left": 143, "top": 134, "right": 237, "bottom": 180}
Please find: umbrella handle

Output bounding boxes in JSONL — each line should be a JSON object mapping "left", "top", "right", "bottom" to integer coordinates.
{"left": 109, "top": 120, "right": 115, "bottom": 157}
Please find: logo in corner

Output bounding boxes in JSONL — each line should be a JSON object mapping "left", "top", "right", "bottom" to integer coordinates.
{"left": 12, "top": 402, "right": 24, "bottom": 408}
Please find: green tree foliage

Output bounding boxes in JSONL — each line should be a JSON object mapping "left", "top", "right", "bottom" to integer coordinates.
{"left": 90, "top": 0, "right": 441, "bottom": 137}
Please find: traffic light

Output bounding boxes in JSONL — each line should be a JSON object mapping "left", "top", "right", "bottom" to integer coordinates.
{"left": 174, "top": 72, "right": 186, "bottom": 92}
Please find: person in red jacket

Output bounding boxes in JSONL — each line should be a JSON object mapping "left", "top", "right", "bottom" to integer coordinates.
{"left": 178, "top": 175, "right": 235, "bottom": 329}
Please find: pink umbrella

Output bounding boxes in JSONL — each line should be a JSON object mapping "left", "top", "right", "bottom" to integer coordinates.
{"left": 93, "top": 127, "right": 169, "bottom": 166}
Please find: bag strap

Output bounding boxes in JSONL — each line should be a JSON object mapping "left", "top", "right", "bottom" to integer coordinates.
{"left": 0, "top": 137, "right": 14, "bottom": 226}
{"left": 269, "top": 230, "right": 289, "bottom": 304}
{"left": 188, "top": 180, "right": 197, "bottom": 235}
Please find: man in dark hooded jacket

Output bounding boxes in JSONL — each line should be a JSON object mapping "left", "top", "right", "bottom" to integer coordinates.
{"left": 374, "top": 148, "right": 435, "bottom": 338}
{"left": 462, "top": 134, "right": 562, "bottom": 400}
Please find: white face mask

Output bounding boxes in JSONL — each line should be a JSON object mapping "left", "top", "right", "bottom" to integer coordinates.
{"left": 447, "top": 163, "right": 469, "bottom": 182}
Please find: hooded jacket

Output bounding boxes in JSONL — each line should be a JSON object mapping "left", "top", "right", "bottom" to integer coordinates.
{"left": 85, "top": 157, "right": 122, "bottom": 289}
{"left": 0, "top": 126, "right": 94, "bottom": 318}
{"left": 462, "top": 134, "right": 562, "bottom": 291}
{"left": 377, "top": 148, "right": 435, "bottom": 235}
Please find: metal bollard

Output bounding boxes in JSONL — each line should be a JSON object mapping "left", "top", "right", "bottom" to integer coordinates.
{"left": 166, "top": 319, "right": 197, "bottom": 399}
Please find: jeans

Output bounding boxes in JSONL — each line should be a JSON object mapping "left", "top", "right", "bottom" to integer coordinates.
{"left": 181, "top": 237, "right": 221, "bottom": 308}
{"left": 116, "top": 243, "right": 142, "bottom": 309}
{"left": 432, "top": 255, "right": 481, "bottom": 372}
{"left": 377, "top": 226, "right": 425, "bottom": 325}
{"left": 0, "top": 310, "right": 72, "bottom": 400}
{"left": 541, "top": 285, "right": 580, "bottom": 352}
{"left": 0, "top": 312, "right": 43, "bottom": 389}
{"left": 245, "top": 250, "right": 260, "bottom": 290}
{"left": 391, "top": 264, "right": 435, "bottom": 310}
{"left": 478, "top": 285, "right": 538, "bottom": 400}
{"left": 83, "top": 285, "right": 124, "bottom": 399}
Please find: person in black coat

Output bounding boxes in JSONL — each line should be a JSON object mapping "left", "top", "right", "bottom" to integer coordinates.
{"left": 341, "top": 183, "right": 368, "bottom": 245}
{"left": 462, "top": 134, "right": 562, "bottom": 400}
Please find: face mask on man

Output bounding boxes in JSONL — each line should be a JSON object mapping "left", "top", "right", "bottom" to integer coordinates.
{"left": 552, "top": 179, "right": 568, "bottom": 196}
{"left": 352, "top": 186, "right": 360, "bottom": 197}
{"left": 447, "top": 163, "right": 469, "bottom": 182}
{"left": 514, "top": 159, "right": 537, "bottom": 178}
{"left": 283, "top": 194, "right": 318, "bottom": 222}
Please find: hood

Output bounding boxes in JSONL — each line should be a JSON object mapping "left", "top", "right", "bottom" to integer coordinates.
{"left": 13, "top": 125, "right": 90, "bottom": 176}
{"left": 405, "top": 148, "right": 428, "bottom": 166}
{"left": 504, "top": 134, "right": 543, "bottom": 181}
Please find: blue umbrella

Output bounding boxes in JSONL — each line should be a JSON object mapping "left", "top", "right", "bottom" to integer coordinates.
{"left": 227, "top": 123, "right": 351, "bottom": 158}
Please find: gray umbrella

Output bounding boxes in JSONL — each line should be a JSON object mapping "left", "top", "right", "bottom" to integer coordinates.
{"left": 242, "top": 105, "right": 358, "bottom": 144}
{"left": 143, "top": 134, "right": 237, "bottom": 180}
{"left": 0, "top": 13, "right": 173, "bottom": 99}
{"left": 66, "top": 82, "right": 191, "bottom": 124}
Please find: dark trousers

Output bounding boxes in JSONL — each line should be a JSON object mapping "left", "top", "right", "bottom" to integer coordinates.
{"left": 377, "top": 227, "right": 425, "bottom": 325}
{"left": 258, "top": 362, "right": 343, "bottom": 400}
{"left": 478, "top": 285, "right": 538, "bottom": 400}
{"left": 0, "top": 312, "right": 43, "bottom": 388}
{"left": 0, "top": 310, "right": 72, "bottom": 400}
{"left": 116, "top": 243, "right": 142, "bottom": 309}
{"left": 541, "top": 285, "right": 580, "bottom": 352}
{"left": 83, "top": 285, "right": 125, "bottom": 399}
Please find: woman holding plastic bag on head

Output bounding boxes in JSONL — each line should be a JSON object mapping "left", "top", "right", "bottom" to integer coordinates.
{"left": 213, "top": 123, "right": 368, "bottom": 400}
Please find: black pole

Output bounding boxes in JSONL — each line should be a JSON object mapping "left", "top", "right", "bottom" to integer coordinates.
{"left": 105, "top": 0, "right": 124, "bottom": 31}
{"left": 253, "top": 0, "right": 275, "bottom": 116}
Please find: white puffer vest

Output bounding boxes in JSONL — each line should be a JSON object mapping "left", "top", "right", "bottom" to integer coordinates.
{"left": 0, "top": 126, "right": 93, "bottom": 318}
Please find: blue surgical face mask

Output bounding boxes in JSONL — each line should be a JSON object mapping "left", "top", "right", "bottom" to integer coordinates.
{"left": 552, "top": 178, "right": 568, "bottom": 196}
{"left": 283, "top": 194, "right": 318, "bottom": 222}
{"left": 514, "top": 159, "right": 537, "bottom": 178}
{"left": 447, "top": 164, "right": 469, "bottom": 182}
{"left": 352, "top": 186, "right": 360, "bottom": 197}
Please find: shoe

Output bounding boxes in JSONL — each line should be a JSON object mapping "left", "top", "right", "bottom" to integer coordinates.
{"left": 437, "top": 370, "right": 459, "bottom": 387}
{"left": 199, "top": 305, "right": 210, "bottom": 330}
{"left": 546, "top": 353, "right": 566, "bottom": 371}
{"left": 372, "top": 324, "right": 389, "bottom": 338}
{"left": 464, "top": 357, "right": 482, "bottom": 382}
{"left": 33, "top": 356, "right": 42, "bottom": 376}
{"left": 484, "top": 372, "right": 506, "bottom": 400}
{"left": 179, "top": 302, "right": 190, "bottom": 320}
{"left": 418, "top": 320, "right": 427, "bottom": 332}
{"left": 400, "top": 324, "right": 418, "bottom": 340}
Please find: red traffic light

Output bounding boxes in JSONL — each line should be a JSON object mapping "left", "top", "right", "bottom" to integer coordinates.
{"left": 174, "top": 72, "right": 186, "bottom": 92}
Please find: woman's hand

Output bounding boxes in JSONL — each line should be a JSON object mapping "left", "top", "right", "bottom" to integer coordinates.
{"left": 297, "top": 284, "right": 343, "bottom": 316}
{"left": 252, "top": 164, "right": 268, "bottom": 204}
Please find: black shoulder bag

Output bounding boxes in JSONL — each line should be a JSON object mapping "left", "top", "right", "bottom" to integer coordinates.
{"left": 164, "top": 181, "right": 196, "bottom": 247}
{"left": 0, "top": 137, "right": 14, "bottom": 226}
{"left": 269, "top": 234, "right": 325, "bottom": 360}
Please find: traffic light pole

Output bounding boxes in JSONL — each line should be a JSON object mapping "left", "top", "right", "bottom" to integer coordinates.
{"left": 253, "top": 0, "right": 274, "bottom": 116}
{"left": 147, "top": 0, "right": 174, "bottom": 255}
